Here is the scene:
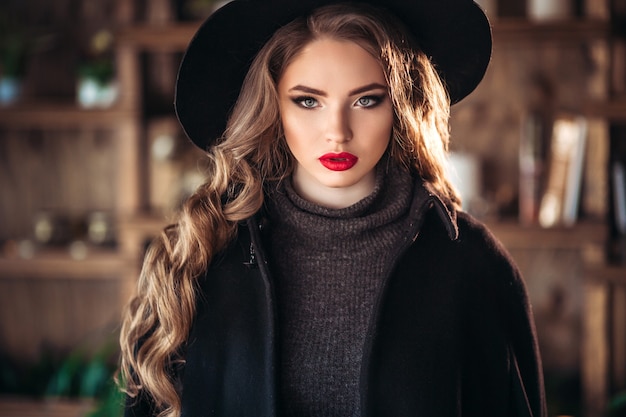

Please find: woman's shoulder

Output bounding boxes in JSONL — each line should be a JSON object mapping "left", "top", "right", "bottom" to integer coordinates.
{"left": 453, "top": 211, "right": 526, "bottom": 293}
{"left": 419, "top": 208, "right": 522, "bottom": 286}
{"left": 455, "top": 211, "right": 513, "bottom": 260}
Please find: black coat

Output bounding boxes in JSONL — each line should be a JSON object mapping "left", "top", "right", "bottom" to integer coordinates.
{"left": 126, "top": 187, "right": 547, "bottom": 417}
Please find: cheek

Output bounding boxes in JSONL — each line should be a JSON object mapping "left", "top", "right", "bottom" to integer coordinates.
{"left": 372, "top": 133, "right": 392, "bottom": 157}
{"left": 281, "top": 108, "right": 319, "bottom": 151}
{"left": 281, "top": 114, "right": 300, "bottom": 147}
{"left": 282, "top": 118, "right": 308, "bottom": 158}
{"left": 358, "top": 112, "right": 393, "bottom": 152}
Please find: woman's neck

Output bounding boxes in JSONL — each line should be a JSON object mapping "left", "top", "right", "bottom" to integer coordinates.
{"left": 290, "top": 169, "right": 377, "bottom": 210}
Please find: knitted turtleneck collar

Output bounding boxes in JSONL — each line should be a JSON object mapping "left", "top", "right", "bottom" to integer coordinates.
{"left": 265, "top": 160, "right": 459, "bottom": 246}
{"left": 281, "top": 160, "right": 400, "bottom": 216}
{"left": 266, "top": 161, "right": 415, "bottom": 249}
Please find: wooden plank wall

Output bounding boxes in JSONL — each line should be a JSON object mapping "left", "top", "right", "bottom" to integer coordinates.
{"left": 0, "top": 278, "right": 122, "bottom": 361}
{"left": 0, "top": 129, "right": 118, "bottom": 241}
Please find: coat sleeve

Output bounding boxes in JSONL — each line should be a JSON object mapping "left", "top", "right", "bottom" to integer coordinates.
{"left": 458, "top": 212, "right": 547, "bottom": 417}
{"left": 504, "top": 264, "right": 547, "bottom": 417}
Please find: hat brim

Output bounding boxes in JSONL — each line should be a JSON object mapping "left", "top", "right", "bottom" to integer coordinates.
{"left": 175, "top": 0, "right": 491, "bottom": 150}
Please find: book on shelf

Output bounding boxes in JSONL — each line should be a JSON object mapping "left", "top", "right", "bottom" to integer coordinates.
{"left": 519, "top": 111, "right": 550, "bottom": 225}
{"left": 538, "top": 115, "right": 588, "bottom": 228}
{"left": 613, "top": 160, "right": 626, "bottom": 235}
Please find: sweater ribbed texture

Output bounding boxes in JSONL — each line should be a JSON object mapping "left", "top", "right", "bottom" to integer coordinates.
{"left": 266, "top": 163, "right": 415, "bottom": 416}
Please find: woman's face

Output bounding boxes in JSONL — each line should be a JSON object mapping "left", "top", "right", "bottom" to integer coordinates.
{"left": 278, "top": 38, "right": 393, "bottom": 209}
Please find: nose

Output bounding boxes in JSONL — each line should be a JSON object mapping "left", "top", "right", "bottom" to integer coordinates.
{"left": 325, "top": 106, "right": 352, "bottom": 144}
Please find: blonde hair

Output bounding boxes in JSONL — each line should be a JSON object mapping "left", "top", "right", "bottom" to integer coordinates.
{"left": 119, "top": 3, "right": 460, "bottom": 417}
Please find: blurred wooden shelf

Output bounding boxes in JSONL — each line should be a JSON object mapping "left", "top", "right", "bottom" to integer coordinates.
{"left": 0, "top": 397, "right": 95, "bottom": 417}
{"left": 585, "top": 261, "right": 626, "bottom": 284}
{"left": 486, "top": 220, "right": 607, "bottom": 250}
{"left": 0, "top": 103, "right": 136, "bottom": 129}
{"left": 586, "top": 99, "right": 626, "bottom": 122}
{"left": 492, "top": 18, "right": 609, "bottom": 42}
{"left": 0, "top": 214, "right": 173, "bottom": 281}
{"left": 117, "top": 22, "right": 200, "bottom": 51}
{"left": 0, "top": 248, "right": 128, "bottom": 280}
{"left": 119, "top": 213, "right": 170, "bottom": 237}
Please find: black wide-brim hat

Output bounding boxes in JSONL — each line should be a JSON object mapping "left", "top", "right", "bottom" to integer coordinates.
{"left": 175, "top": 0, "right": 492, "bottom": 150}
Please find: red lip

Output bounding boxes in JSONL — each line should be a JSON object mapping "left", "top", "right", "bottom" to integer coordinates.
{"left": 319, "top": 152, "right": 358, "bottom": 171}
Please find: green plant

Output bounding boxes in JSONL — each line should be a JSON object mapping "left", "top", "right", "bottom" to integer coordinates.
{"left": 79, "top": 29, "right": 115, "bottom": 85}
{"left": 0, "top": 332, "right": 124, "bottom": 417}
{"left": 0, "top": 350, "right": 58, "bottom": 396}
{"left": 44, "top": 348, "right": 111, "bottom": 398}
{"left": 78, "top": 60, "right": 115, "bottom": 86}
{"left": 0, "top": 8, "right": 26, "bottom": 77}
{"left": 88, "top": 377, "right": 125, "bottom": 417}
{"left": 43, "top": 337, "right": 123, "bottom": 416}
{"left": 0, "top": 5, "right": 52, "bottom": 79}
{"left": 608, "top": 390, "right": 626, "bottom": 417}
{"left": 0, "top": 35, "right": 25, "bottom": 77}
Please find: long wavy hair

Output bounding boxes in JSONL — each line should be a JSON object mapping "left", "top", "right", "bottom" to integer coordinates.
{"left": 118, "top": 3, "right": 460, "bottom": 417}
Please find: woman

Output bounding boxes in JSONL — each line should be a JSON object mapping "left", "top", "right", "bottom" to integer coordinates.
{"left": 119, "top": 1, "right": 547, "bottom": 416}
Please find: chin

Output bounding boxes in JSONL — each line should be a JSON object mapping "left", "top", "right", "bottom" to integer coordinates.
{"left": 317, "top": 174, "right": 357, "bottom": 187}
{"left": 321, "top": 178, "right": 366, "bottom": 191}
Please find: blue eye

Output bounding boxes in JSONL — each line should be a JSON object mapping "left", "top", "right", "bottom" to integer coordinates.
{"left": 356, "top": 96, "right": 382, "bottom": 108}
{"left": 293, "top": 96, "right": 318, "bottom": 108}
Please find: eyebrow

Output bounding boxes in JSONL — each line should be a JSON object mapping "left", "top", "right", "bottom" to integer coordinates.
{"left": 288, "top": 83, "right": 388, "bottom": 96}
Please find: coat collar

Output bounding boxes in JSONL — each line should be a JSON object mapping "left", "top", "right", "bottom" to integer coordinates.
{"left": 417, "top": 180, "right": 459, "bottom": 241}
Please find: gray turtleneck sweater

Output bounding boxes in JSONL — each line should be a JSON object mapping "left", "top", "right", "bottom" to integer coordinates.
{"left": 266, "top": 164, "right": 416, "bottom": 417}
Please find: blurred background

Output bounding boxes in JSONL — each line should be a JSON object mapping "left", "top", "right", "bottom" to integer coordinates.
{"left": 0, "top": 0, "right": 625, "bottom": 416}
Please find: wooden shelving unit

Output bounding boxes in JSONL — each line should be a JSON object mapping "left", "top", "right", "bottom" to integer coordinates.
{"left": 0, "top": 104, "right": 136, "bottom": 128}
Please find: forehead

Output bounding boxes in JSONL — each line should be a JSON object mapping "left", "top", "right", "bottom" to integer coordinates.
{"left": 279, "top": 38, "right": 386, "bottom": 87}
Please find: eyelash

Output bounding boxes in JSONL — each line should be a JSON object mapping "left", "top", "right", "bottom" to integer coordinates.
{"left": 356, "top": 95, "right": 384, "bottom": 108}
{"left": 291, "top": 95, "right": 384, "bottom": 109}
{"left": 292, "top": 96, "right": 318, "bottom": 108}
